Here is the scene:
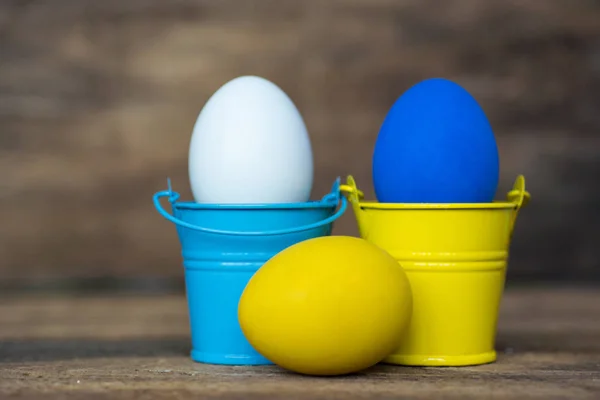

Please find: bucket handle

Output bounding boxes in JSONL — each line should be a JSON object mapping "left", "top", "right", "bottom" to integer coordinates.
{"left": 507, "top": 174, "right": 530, "bottom": 234}
{"left": 340, "top": 174, "right": 530, "bottom": 236}
{"left": 339, "top": 175, "right": 364, "bottom": 204}
{"left": 152, "top": 178, "right": 347, "bottom": 236}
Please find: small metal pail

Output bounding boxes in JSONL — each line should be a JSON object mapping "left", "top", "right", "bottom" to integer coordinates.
{"left": 153, "top": 178, "right": 347, "bottom": 365}
{"left": 340, "top": 175, "right": 530, "bottom": 366}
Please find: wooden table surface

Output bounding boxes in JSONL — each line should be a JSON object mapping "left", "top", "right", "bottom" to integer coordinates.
{"left": 0, "top": 287, "right": 598, "bottom": 399}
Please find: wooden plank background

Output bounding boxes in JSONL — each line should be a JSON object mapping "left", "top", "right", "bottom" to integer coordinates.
{"left": 1, "top": 0, "right": 599, "bottom": 285}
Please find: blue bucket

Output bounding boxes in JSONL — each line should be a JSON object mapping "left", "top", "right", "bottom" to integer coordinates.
{"left": 153, "top": 177, "right": 347, "bottom": 365}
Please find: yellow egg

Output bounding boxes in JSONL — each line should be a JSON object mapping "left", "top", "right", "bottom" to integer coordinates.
{"left": 238, "top": 236, "right": 413, "bottom": 376}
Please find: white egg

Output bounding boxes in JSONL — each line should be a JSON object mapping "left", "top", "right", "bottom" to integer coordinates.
{"left": 188, "top": 76, "right": 314, "bottom": 204}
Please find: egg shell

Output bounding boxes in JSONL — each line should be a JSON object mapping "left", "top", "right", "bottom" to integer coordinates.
{"left": 189, "top": 76, "right": 314, "bottom": 204}
{"left": 372, "top": 78, "right": 500, "bottom": 203}
{"left": 238, "top": 236, "right": 413, "bottom": 376}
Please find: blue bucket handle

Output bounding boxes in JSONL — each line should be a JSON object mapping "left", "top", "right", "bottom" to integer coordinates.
{"left": 152, "top": 178, "right": 347, "bottom": 236}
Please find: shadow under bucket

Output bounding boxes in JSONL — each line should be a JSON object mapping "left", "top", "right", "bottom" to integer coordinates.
{"left": 153, "top": 178, "right": 347, "bottom": 366}
{"left": 340, "top": 175, "right": 530, "bottom": 367}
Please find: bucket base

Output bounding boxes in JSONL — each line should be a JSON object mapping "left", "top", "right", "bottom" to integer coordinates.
{"left": 191, "top": 350, "right": 274, "bottom": 366}
{"left": 383, "top": 350, "right": 497, "bottom": 367}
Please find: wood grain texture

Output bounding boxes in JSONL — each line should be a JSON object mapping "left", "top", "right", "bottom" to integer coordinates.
{"left": 0, "top": 287, "right": 598, "bottom": 399}
{"left": 1, "top": 0, "right": 600, "bottom": 282}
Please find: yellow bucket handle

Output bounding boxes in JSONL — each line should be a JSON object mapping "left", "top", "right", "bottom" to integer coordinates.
{"left": 339, "top": 176, "right": 364, "bottom": 204}
{"left": 507, "top": 174, "right": 530, "bottom": 235}
{"left": 341, "top": 174, "right": 530, "bottom": 234}
{"left": 342, "top": 175, "right": 530, "bottom": 203}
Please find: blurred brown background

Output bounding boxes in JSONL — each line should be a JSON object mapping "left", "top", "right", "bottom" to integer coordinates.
{"left": 1, "top": 0, "right": 599, "bottom": 292}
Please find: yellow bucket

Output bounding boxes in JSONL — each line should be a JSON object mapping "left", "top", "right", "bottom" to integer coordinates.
{"left": 340, "top": 175, "right": 530, "bottom": 367}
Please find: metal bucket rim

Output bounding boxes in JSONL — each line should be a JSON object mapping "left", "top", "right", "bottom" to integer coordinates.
{"left": 172, "top": 197, "right": 338, "bottom": 211}
{"left": 341, "top": 174, "right": 530, "bottom": 212}
{"left": 355, "top": 201, "right": 518, "bottom": 211}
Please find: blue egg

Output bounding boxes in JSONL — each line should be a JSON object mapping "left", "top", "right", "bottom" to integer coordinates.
{"left": 372, "top": 78, "right": 499, "bottom": 203}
